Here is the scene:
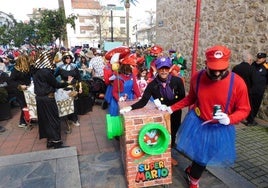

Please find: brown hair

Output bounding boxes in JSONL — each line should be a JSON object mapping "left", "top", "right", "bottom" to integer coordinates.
{"left": 14, "top": 54, "right": 31, "bottom": 73}
{"left": 137, "top": 66, "right": 148, "bottom": 80}
{"left": 119, "top": 64, "right": 132, "bottom": 75}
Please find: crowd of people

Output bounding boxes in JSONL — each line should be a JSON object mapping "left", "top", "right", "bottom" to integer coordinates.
{"left": 0, "top": 43, "right": 267, "bottom": 187}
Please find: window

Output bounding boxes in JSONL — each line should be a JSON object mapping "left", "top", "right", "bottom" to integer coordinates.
{"left": 79, "top": 16, "right": 94, "bottom": 23}
{"left": 79, "top": 17, "right": 85, "bottom": 22}
{"left": 120, "top": 17, "right": 125, "bottom": 24}
{"left": 80, "top": 26, "right": 94, "bottom": 34}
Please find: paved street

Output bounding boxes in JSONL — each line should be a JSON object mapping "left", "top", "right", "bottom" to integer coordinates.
{"left": 0, "top": 103, "right": 267, "bottom": 188}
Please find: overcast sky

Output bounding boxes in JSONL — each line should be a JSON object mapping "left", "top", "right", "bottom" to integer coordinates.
{"left": 0, "top": 0, "right": 156, "bottom": 22}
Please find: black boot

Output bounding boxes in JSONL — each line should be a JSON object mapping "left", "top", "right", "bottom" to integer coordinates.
{"left": 53, "top": 141, "right": 69, "bottom": 149}
{"left": 47, "top": 141, "right": 54, "bottom": 149}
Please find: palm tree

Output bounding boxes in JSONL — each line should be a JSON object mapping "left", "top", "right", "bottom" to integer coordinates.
{"left": 58, "top": 0, "right": 67, "bottom": 47}
{"left": 121, "top": 0, "right": 138, "bottom": 46}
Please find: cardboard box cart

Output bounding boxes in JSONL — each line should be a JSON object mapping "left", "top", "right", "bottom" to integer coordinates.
{"left": 106, "top": 101, "right": 172, "bottom": 188}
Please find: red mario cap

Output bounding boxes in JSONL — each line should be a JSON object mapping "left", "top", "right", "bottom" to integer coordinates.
{"left": 120, "top": 53, "right": 137, "bottom": 66}
{"left": 150, "top": 45, "right": 163, "bottom": 55}
{"left": 205, "top": 45, "right": 231, "bottom": 70}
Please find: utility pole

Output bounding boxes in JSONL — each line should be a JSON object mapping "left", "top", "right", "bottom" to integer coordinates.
{"left": 124, "top": 2, "right": 130, "bottom": 46}
{"left": 107, "top": 4, "right": 116, "bottom": 42}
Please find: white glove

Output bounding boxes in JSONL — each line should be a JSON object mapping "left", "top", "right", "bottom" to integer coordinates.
{"left": 153, "top": 99, "right": 162, "bottom": 108}
{"left": 120, "top": 106, "right": 132, "bottom": 114}
{"left": 157, "top": 105, "right": 173, "bottom": 114}
{"left": 213, "top": 112, "right": 230, "bottom": 125}
{"left": 158, "top": 104, "right": 167, "bottom": 111}
{"left": 109, "top": 75, "right": 116, "bottom": 81}
{"left": 166, "top": 106, "right": 173, "bottom": 114}
{"left": 119, "top": 96, "right": 126, "bottom": 102}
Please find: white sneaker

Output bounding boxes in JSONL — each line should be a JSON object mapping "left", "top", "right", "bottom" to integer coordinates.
{"left": 73, "top": 121, "right": 80, "bottom": 126}
{"left": 18, "top": 124, "right": 26, "bottom": 128}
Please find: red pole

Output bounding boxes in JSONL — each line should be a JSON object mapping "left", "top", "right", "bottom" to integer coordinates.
{"left": 191, "top": 0, "right": 202, "bottom": 78}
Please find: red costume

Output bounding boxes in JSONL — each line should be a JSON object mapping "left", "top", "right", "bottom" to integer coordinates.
{"left": 171, "top": 71, "right": 250, "bottom": 124}
{"left": 103, "top": 63, "right": 113, "bottom": 85}
{"left": 112, "top": 73, "right": 140, "bottom": 101}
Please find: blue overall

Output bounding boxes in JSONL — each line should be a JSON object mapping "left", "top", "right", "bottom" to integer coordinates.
{"left": 108, "top": 76, "right": 134, "bottom": 116}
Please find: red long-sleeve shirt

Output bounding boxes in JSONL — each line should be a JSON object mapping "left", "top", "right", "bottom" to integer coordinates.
{"left": 112, "top": 74, "right": 141, "bottom": 101}
{"left": 171, "top": 70, "right": 250, "bottom": 124}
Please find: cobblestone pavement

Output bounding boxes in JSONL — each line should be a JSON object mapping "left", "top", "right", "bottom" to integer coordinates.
{"left": 232, "top": 125, "right": 268, "bottom": 187}
{"left": 0, "top": 104, "right": 267, "bottom": 188}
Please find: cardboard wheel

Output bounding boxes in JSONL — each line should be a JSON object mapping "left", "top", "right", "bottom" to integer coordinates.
{"left": 138, "top": 123, "right": 170, "bottom": 155}
{"left": 106, "top": 114, "right": 123, "bottom": 139}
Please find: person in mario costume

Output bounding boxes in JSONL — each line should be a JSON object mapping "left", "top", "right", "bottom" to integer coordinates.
{"left": 109, "top": 54, "right": 141, "bottom": 116}
{"left": 120, "top": 56, "right": 185, "bottom": 166}
{"left": 161, "top": 45, "right": 251, "bottom": 188}
{"left": 145, "top": 45, "right": 163, "bottom": 82}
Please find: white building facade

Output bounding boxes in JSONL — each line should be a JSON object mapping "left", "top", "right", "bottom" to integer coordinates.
{"left": 61, "top": 0, "right": 131, "bottom": 48}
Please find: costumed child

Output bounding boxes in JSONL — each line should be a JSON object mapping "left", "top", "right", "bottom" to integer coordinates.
{"left": 136, "top": 66, "right": 148, "bottom": 96}
{"left": 127, "top": 53, "right": 139, "bottom": 77}
{"left": 145, "top": 45, "right": 163, "bottom": 82}
{"left": 109, "top": 54, "right": 141, "bottom": 116}
{"left": 103, "top": 46, "right": 130, "bottom": 86}
{"left": 103, "top": 46, "right": 131, "bottom": 112}
{"left": 103, "top": 53, "right": 120, "bottom": 111}
{"left": 169, "top": 49, "right": 187, "bottom": 78}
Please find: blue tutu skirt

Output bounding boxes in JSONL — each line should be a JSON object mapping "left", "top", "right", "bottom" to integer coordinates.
{"left": 176, "top": 110, "right": 236, "bottom": 167}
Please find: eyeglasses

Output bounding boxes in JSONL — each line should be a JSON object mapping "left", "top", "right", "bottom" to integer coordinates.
{"left": 207, "top": 68, "right": 228, "bottom": 80}
{"left": 208, "top": 69, "right": 227, "bottom": 74}
{"left": 65, "top": 57, "right": 71, "bottom": 59}
{"left": 158, "top": 67, "right": 170, "bottom": 72}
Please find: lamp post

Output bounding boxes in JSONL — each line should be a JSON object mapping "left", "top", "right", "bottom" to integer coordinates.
{"left": 124, "top": 2, "right": 130, "bottom": 46}
{"left": 107, "top": 4, "right": 116, "bottom": 42}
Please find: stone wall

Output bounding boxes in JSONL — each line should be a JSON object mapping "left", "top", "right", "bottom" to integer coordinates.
{"left": 155, "top": 0, "right": 268, "bottom": 120}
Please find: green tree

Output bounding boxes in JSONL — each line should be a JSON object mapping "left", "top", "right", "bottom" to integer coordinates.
{"left": 1, "top": 20, "right": 45, "bottom": 48}
{"left": 0, "top": 25, "right": 10, "bottom": 46}
{"left": 37, "top": 8, "right": 77, "bottom": 46}
{"left": 0, "top": 8, "right": 77, "bottom": 48}
{"left": 10, "top": 21, "right": 38, "bottom": 47}
{"left": 0, "top": 14, "right": 17, "bottom": 47}
{"left": 120, "top": 0, "right": 138, "bottom": 46}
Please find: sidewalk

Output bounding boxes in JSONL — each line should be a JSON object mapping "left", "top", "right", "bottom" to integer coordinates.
{"left": 0, "top": 104, "right": 267, "bottom": 188}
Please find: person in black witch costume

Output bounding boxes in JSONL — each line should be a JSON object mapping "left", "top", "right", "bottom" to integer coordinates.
{"left": 32, "top": 50, "right": 71, "bottom": 149}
